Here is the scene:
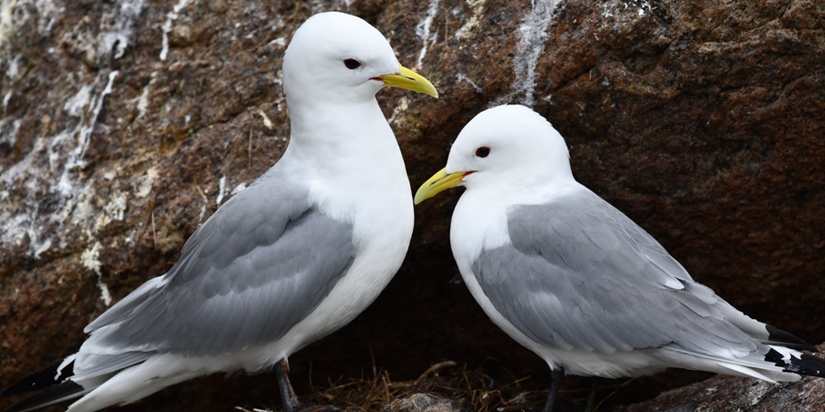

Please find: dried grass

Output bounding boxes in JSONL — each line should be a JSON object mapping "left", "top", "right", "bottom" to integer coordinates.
{"left": 236, "top": 361, "right": 552, "bottom": 412}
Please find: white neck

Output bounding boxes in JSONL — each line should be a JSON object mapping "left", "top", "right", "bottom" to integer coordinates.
{"left": 280, "top": 97, "right": 412, "bottom": 225}
{"left": 286, "top": 99, "right": 392, "bottom": 166}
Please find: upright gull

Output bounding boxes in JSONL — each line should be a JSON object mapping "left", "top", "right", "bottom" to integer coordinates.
{"left": 415, "top": 105, "right": 825, "bottom": 412}
{"left": 3, "top": 12, "right": 437, "bottom": 412}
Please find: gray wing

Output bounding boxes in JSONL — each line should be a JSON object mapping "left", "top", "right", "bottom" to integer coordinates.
{"left": 473, "top": 189, "right": 758, "bottom": 356}
{"left": 82, "top": 168, "right": 355, "bottom": 362}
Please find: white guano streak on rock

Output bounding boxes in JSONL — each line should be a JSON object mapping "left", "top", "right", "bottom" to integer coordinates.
{"left": 0, "top": 133, "right": 47, "bottom": 246}
{"left": 5, "top": 54, "right": 19, "bottom": 78}
{"left": 0, "top": 0, "right": 17, "bottom": 46}
{"left": 415, "top": 0, "right": 440, "bottom": 70}
{"left": 0, "top": 69, "right": 118, "bottom": 255}
{"left": 136, "top": 166, "right": 158, "bottom": 198}
{"left": 99, "top": 273, "right": 113, "bottom": 306}
{"left": 387, "top": 96, "right": 409, "bottom": 127}
{"left": 0, "top": 117, "right": 20, "bottom": 151}
{"left": 160, "top": 0, "right": 190, "bottom": 61}
{"left": 98, "top": 0, "right": 145, "bottom": 62}
{"left": 216, "top": 175, "right": 227, "bottom": 205}
{"left": 2, "top": 2, "right": 140, "bottom": 259}
{"left": 56, "top": 70, "right": 119, "bottom": 196}
{"left": 95, "top": 190, "right": 128, "bottom": 232}
{"left": 2, "top": 90, "right": 11, "bottom": 113}
{"left": 81, "top": 241, "right": 113, "bottom": 306}
{"left": 457, "top": 73, "right": 482, "bottom": 93}
{"left": 136, "top": 71, "right": 160, "bottom": 120}
{"left": 20, "top": 208, "right": 52, "bottom": 259}
{"left": 137, "top": 84, "right": 150, "bottom": 118}
{"left": 506, "top": 0, "right": 561, "bottom": 108}
{"left": 455, "top": 0, "right": 486, "bottom": 40}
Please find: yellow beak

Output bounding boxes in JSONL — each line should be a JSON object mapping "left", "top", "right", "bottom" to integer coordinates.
{"left": 378, "top": 66, "right": 439, "bottom": 98}
{"left": 414, "top": 167, "right": 467, "bottom": 204}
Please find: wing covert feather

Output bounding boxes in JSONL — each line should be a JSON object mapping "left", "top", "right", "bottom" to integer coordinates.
{"left": 83, "top": 172, "right": 356, "bottom": 363}
{"left": 473, "top": 190, "right": 758, "bottom": 356}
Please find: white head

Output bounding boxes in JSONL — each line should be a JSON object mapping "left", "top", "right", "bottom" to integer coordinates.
{"left": 415, "top": 105, "right": 574, "bottom": 203}
{"left": 283, "top": 12, "right": 437, "bottom": 106}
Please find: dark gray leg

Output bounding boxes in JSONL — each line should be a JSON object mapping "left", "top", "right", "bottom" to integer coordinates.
{"left": 275, "top": 358, "right": 301, "bottom": 412}
{"left": 543, "top": 367, "right": 565, "bottom": 412}
{"left": 274, "top": 358, "right": 341, "bottom": 412}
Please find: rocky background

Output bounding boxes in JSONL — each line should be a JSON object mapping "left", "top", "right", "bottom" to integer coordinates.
{"left": 1, "top": 0, "right": 823, "bottom": 411}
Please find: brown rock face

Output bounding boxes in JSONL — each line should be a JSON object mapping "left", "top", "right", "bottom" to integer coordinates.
{"left": 1, "top": 0, "right": 823, "bottom": 411}
{"left": 623, "top": 375, "right": 825, "bottom": 412}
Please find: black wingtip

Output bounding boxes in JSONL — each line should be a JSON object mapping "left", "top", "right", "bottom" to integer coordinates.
{"left": 766, "top": 325, "right": 817, "bottom": 352}
{"left": 3, "top": 381, "right": 84, "bottom": 412}
{"left": 787, "top": 353, "right": 825, "bottom": 378}
{"left": 766, "top": 348, "right": 825, "bottom": 378}
{"left": 2, "top": 360, "right": 74, "bottom": 397}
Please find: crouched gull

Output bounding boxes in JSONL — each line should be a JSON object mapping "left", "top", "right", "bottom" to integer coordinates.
{"left": 3, "top": 11, "right": 437, "bottom": 412}
{"left": 414, "top": 105, "right": 825, "bottom": 412}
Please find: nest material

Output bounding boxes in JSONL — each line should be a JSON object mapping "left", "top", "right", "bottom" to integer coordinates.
{"left": 236, "top": 361, "right": 556, "bottom": 412}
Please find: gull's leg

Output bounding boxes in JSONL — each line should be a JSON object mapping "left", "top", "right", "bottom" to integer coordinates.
{"left": 274, "top": 358, "right": 341, "bottom": 412}
{"left": 583, "top": 377, "right": 598, "bottom": 412}
{"left": 275, "top": 359, "right": 301, "bottom": 412}
{"left": 543, "top": 367, "right": 565, "bottom": 412}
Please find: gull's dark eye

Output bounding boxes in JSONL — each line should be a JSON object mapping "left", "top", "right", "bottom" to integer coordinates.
{"left": 475, "top": 146, "right": 491, "bottom": 158}
{"left": 344, "top": 59, "right": 361, "bottom": 69}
